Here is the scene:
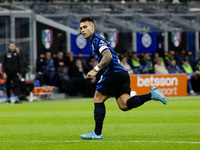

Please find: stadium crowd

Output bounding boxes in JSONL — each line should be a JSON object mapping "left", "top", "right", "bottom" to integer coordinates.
{"left": 0, "top": 45, "right": 200, "bottom": 98}
{"left": 35, "top": 49, "right": 200, "bottom": 97}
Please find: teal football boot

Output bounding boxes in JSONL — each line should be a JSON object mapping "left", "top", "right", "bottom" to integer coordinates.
{"left": 80, "top": 130, "right": 103, "bottom": 139}
{"left": 150, "top": 87, "right": 167, "bottom": 105}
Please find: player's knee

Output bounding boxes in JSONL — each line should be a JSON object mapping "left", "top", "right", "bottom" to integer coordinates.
{"left": 94, "top": 97, "right": 104, "bottom": 103}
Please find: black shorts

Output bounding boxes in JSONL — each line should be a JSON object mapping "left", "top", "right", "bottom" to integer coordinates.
{"left": 96, "top": 70, "right": 131, "bottom": 99}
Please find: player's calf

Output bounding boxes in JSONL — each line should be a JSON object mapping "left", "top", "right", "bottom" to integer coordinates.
{"left": 118, "top": 104, "right": 129, "bottom": 111}
{"left": 126, "top": 94, "right": 151, "bottom": 110}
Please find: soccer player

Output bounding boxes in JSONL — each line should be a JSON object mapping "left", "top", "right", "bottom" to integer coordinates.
{"left": 79, "top": 17, "right": 167, "bottom": 139}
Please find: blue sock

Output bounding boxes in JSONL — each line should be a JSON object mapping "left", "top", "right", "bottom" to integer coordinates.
{"left": 94, "top": 103, "right": 106, "bottom": 135}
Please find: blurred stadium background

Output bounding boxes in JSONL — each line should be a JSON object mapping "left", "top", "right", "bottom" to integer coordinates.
{"left": 0, "top": 0, "right": 200, "bottom": 99}
{"left": 0, "top": 1, "right": 200, "bottom": 150}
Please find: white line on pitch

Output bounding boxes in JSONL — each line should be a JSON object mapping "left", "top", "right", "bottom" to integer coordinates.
{"left": 0, "top": 140, "right": 199, "bottom": 144}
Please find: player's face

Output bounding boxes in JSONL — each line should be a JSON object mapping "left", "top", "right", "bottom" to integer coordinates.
{"left": 79, "top": 21, "right": 94, "bottom": 41}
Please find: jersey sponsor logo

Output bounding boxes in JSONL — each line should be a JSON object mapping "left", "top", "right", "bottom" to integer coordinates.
{"left": 171, "top": 32, "right": 182, "bottom": 47}
{"left": 42, "top": 29, "right": 53, "bottom": 49}
{"left": 141, "top": 33, "right": 152, "bottom": 48}
{"left": 76, "top": 34, "right": 87, "bottom": 49}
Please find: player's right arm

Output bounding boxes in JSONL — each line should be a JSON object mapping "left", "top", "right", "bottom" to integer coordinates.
{"left": 87, "top": 49, "right": 112, "bottom": 79}
{"left": 97, "top": 49, "right": 112, "bottom": 70}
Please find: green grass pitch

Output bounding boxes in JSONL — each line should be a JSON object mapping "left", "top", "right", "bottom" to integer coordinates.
{"left": 0, "top": 96, "right": 199, "bottom": 150}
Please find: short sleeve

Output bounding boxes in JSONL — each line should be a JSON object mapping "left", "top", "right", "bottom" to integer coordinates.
{"left": 99, "top": 40, "right": 108, "bottom": 53}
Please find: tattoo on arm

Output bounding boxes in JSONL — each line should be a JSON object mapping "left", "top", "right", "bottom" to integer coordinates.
{"left": 97, "top": 49, "right": 112, "bottom": 70}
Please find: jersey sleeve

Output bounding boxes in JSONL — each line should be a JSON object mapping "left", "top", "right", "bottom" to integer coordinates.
{"left": 98, "top": 40, "right": 109, "bottom": 54}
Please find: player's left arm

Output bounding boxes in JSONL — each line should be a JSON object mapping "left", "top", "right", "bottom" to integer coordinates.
{"left": 87, "top": 49, "right": 112, "bottom": 79}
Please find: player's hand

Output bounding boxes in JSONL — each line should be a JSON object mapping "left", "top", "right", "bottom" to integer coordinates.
{"left": 87, "top": 69, "right": 97, "bottom": 79}
{"left": 3, "top": 73, "right": 7, "bottom": 79}
{"left": 90, "top": 77, "right": 96, "bottom": 83}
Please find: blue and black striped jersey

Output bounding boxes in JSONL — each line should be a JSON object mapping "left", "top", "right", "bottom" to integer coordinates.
{"left": 91, "top": 32, "right": 127, "bottom": 75}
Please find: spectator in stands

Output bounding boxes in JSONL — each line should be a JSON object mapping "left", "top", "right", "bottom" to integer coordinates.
{"left": 152, "top": 52, "right": 164, "bottom": 65}
{"left": 66, "top": 52, "right": 75, "bottom": 70}
{"left": 164, "top": 50, "right": 175, "bottom": 67}
{"left": 140, "top": 53, "right": 153, "bottom": 74}
{"left": 86, "top": 53, "right": 96, "bottom": 68}
{"left": 54, "top": 51, "right": 66, "bottom": 70}
{"left": 154, "top": 57, "right": 169, "bottom": 75}
{"left": 195, "top": 58, "right": 200, "bottom": 71}
{"left": 191, "top": 58, "right": 200, "bottom": 93}
{"left": 77, "top": 53, "right": 89, "bottom": 70}
{"left": 121, "top": 57, "right": 133, "bottom": 75}
{"left": 16, "top": 46, "right": 33, "bottom": 101}
{"left": 68, "top": 52, "right": 74, "bottom": 64}
{"left": 176, "top": 49, "right": 188, "bottom": 66}
{"left": 43, "top": 51, "right": 56, "bottom": 86}
{"left": 71, "top": 59, "right": 88, "bottom": 79}
{"left": 54, "top": 51, "right": 70, "bottom": 88}
{"left": 36, "top": 54, "right": 46, "bottom": 86}
{"left": 128, "top": 52, "right": 141, "bottom": 74}
{"left": 71, "top": 59, "right": 94, "bottom": 97}
{"left": 181, "top": 59, "right": 200, "bottom": 95}
{"left": 187, "top": 51, "right": 194, "bottom": 67}
{"left": 120, "top": 51, "right": 129, "bottom": 59}
{"left": 167, "top": 59, "right": 183, "bottom": 74}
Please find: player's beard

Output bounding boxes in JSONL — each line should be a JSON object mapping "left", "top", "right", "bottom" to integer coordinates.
{"left": 86, "top": 34, "right": 93, "bottom": 42}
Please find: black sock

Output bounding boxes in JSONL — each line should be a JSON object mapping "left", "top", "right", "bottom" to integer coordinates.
{"left": 126, "top": 93, "right": 151, "bottom": 110}
{"left": 94, "top": 103, "right": 106, "bottom": 135}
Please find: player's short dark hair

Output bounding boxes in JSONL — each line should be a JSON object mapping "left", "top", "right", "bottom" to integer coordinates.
{"left": 80, "top": 17, "right": 94, "bottom": 23}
